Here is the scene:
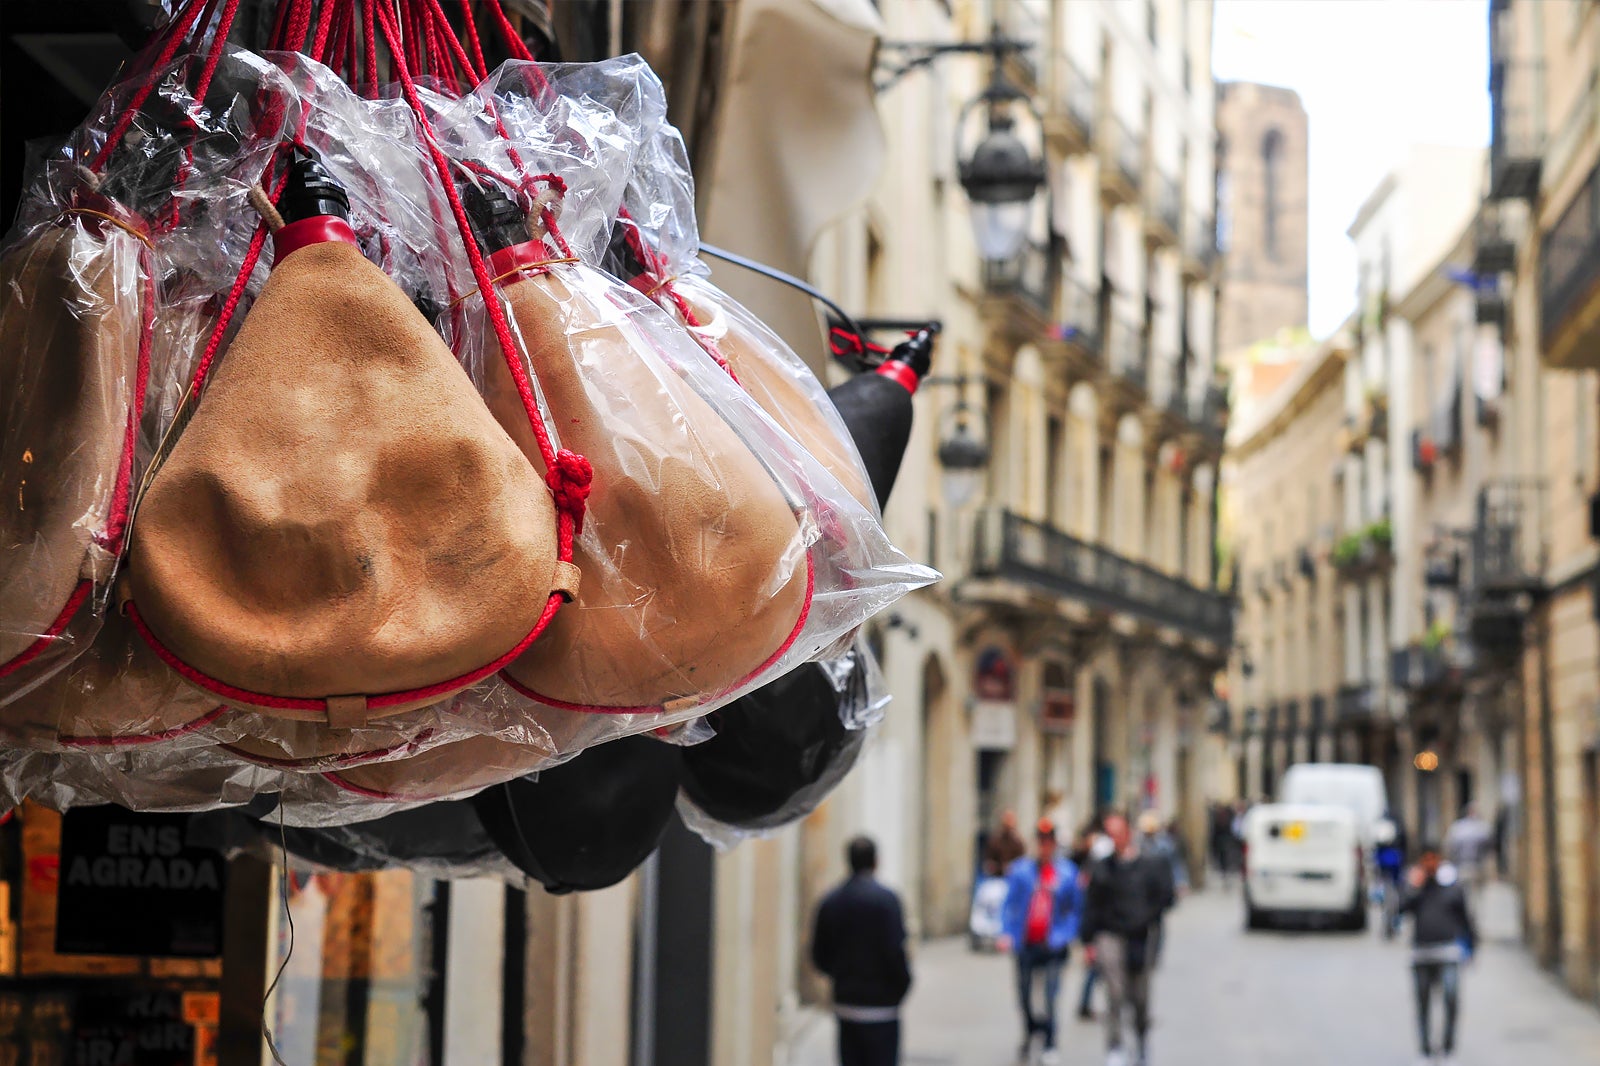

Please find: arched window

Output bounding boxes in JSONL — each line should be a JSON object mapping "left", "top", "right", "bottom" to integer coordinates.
{"left": 1262, "top": 128, "right": 1284, "bottom": 261}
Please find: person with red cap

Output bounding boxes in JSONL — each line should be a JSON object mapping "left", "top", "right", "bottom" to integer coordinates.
{"left": 997, "top": 818, "right": 1082, "bottom": 1065}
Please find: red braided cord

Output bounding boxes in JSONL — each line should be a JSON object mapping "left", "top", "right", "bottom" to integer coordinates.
{"left": 284, "top": 0, "right": 315, "bottom": 53}
{"left": 268, "top": 0, "right": 293, "bottom": 51}
{"left": 100, "top": 245, "right": 157, "bottom": 550}
{"left": 373, "top": 0, "right": 590, "bottom": 548}
{"left": 423, "top": 0, "right": 482, "bottom": 89}
{"left": 89, "top": 0, "right": 209, "bottom": 172}
{"left": 484, "top": 0, "right": 537, "bottom": 66}
{"left": 457, "top": 0, "right": 490, "bottom": 79}
{"left": 193, "top": 0, "right": 244, "bottom": 103}
{"left": 310, "top": 0, "right": 344, "bottom": 62}
{"left": 362, "top": 0, "right": 380, "bottom": 98}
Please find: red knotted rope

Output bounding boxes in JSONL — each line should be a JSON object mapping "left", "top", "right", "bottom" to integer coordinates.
{"left": 371, "top": 0, "right": 589, "bottom": 546}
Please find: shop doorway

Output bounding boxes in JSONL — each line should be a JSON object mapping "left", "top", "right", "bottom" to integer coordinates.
{"left": 1092, "top": 677, "right": 1115, "bottom": 812}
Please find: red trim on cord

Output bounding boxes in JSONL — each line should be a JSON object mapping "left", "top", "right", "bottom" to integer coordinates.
{"left": 59, "top": 705, "right": 227, "bottom": 748}
{"left": 126, "top": 592, "right": 563, "bottom": 715}
{"left": 271, "top": 215, "right": 358, "bottom": 265}
{"left": 501, "top": 550, "right": 818, "bottom": 715}
{"left": 0, "top": 581, "right": 91, "bottom": 680}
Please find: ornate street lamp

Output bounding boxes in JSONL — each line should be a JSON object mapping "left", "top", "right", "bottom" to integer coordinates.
{"left": 958, "top": 78, "right": 1046, "bottom": 262}
{"left": 936, "top": 402, "right": 990, "bottom": 509}
{"left": 879, "top": 26, "right": 1047, "bottom": 264}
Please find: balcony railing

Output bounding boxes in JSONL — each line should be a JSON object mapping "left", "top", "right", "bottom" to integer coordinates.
{"left": 981, "top": 240, "right": 1055, "bottom": 318}
{"left": 1470, "top": 480, "right": 1546, "bottom": 595}
{"left": 1391, "top": 644, "right": 1456, "bottom": 693}
{"left": 1156, "top": 175, "right": 1181, "bottom": 237}
{"left": 1150, "top": 348, "right": 1185, "bottom": 414}
{"left": 1473, "top": 204, "right": 1517, "bottom": 275}
{"left": 1099, "top": 114, "right": 1142, "bottom": 192}
{"left": 1540, "top": 161, "right": 1600, "bottom": 353}
{"left": 1336, "top": 683, "right": 1377, "bottom": 721}
{"left": 1489, "top": 59, "right": 1544, "bottom": 200}
{"left": 1106, "top": 316, "right": 1148, "bottom": 390}
{"left": 1055, "top": 276, "right": 1102, "bottom": 353}
{"left": 972, "top": 508, "right": 1234, "bottom": 645}
{"left": 1187, "top": 382, "right": 1228, "bottom": 443}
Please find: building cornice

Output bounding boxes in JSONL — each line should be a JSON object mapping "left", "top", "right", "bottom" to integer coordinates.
{"left": 1229, "top": 338, "right": 1351, "bottom": 459}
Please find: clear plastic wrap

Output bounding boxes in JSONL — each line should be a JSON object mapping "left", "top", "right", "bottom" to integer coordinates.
{"left": 188, "top": 800, "right": 522, "bottom": 881}
{"left": 581, "top": 71, "right": 879, "bottom": 515}
{"left": 438, "top": 65, "right": 934, "bottom": 727}
{"left": 0, "top": 47, "right": 293, "bottom": 724}
{"left": 0, "top": 34, "right": 922, "bottom": 830}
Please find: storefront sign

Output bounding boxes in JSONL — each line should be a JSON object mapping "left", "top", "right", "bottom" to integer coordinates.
{"left": 970, "top": 700, "right": 1018, "bottom": 751}
{"left": 973, "top": 647, "right": 1016, "bottom": 701}
{"left": 1040, "top": 690, "right": 1075, "bottom": 733}
{"left": 55, "top": 809, "right": 225, "bottom": 958}
{"left": 0, "top": 983, "right": 216, "bottom": 1066}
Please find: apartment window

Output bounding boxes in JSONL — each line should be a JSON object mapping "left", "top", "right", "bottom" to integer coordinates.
{"left": 1262, "top": 129, "right": 1284, "bottom": 261}
{"left": 1046, "top": 415, "right": 1064, "bottom": 524}
{"left": 1098, "top": 445, "right": 1115, "bottom": 541}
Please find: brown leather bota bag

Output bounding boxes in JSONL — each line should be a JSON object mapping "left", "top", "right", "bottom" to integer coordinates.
{"left": 671, "top": 277, "right": 874, "bottom": 513}
{"left": 0, "top": 201, "right": 150, "bottom": 694}
{"left": 125, "top": 203, "right": 567, "bottom": 725}
{"left": 480, "top": 240, "right": 810, "bottom": 713}
{"left": 321, "top": 732, "right": 556, "bottom": 803}
{"left": 0, "top": 610, "right": 222, "bottom": 749}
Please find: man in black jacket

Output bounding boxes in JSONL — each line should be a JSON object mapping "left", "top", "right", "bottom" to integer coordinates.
{"left": 1080, "top": 813, "right": 1175, "bottom": 1066}
{"left": 812, "top": 836, "right": 913, "bottom": 1066}
{"left": 1399, "top": 843, "right": 1477, "bottom": 1064}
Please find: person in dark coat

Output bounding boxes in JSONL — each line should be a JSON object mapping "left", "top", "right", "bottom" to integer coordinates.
{"left": 1399, "top": 843, "right": 1477, "bottom": 1064}
{"left": 1080, "top": 813, "right": 1176, "bottom": 1066}
{"left": 812, "top": 836, "right": 913, "bottom": 1066}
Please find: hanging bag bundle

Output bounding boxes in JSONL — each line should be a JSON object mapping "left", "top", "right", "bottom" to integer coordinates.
{"left": 123, "top": 146, "right": 571, "bottom": 724}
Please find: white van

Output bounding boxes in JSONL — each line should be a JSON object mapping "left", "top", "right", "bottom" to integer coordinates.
{"left": 1278, "top": 763, "right": 1390, "bottom": 845}
{"left": 1242, "top": 803, "right": 1366, "bottom": 930}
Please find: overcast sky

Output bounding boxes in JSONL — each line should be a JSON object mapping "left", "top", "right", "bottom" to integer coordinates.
{"left": 1212, "top": 0, "right": 1490, "bottom": 339}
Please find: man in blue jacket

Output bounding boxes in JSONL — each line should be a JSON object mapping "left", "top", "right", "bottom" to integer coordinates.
{"left": 998, "top": 818, "right": 1081, "bottom": 1065}
{"left": 812, "top": 836, "right": 914, "bottom": 1066}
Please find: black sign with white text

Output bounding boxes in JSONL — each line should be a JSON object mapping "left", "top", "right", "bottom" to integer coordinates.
{"left": 55, "top": 807, "right": 225, "bottom": 957}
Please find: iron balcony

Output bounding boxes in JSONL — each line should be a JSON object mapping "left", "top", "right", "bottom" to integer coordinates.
{"left": 971, "top": 508, "right": 1234, "bottom": 647}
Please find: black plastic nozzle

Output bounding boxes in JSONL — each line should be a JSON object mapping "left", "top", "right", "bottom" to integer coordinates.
{"left": 278, "top": 147, "right": 350, "bottom": 224}
{"left": 886, "top": 323, "right": 939, "bottom": 381}
{"left": 462, "top": 180, "right": 531, "bottom": 254}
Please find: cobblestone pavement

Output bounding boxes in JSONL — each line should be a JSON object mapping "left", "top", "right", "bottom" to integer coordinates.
{"left": 785, "top": 881, "right": 1600, "bottom": 1066}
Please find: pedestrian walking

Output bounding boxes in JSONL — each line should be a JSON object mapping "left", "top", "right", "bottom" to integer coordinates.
{"left": 811, "top": 836, "right": 914, "bottom": 1066}
{"left": 998, "top": 819, "right": 1082, "bottom": 1065}
{"left": 1398, "top": 843, "right": 1477, "bottom": 1065}
{"left": 1080, "top": 812, "right": 1176, "bottom": 1066}
{"left": 1070, "top": 817, "right": 1110, "bottom": 1021}
{"left": 1135, "top": 811, "right": 1188, "bottom": 969}
{"left": 1445, "top": 803, "right": 1492, "bottom": 896}
{"left": 1207, "top": 802, "right": 1233, "bottom": 883}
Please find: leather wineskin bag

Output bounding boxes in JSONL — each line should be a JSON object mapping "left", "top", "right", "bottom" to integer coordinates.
{"left": 473, "top": 733, "right": 682, "bottom": 893}
{"left": 483, "top": 245, "right": 809, "bottom": 713}
{"left": 125, "top": 218, "right": 563, "bottom": 722}
{"left": 671, "top": 276, "right": 875, "bottom": 514}
{"left": 0, "top": 207, "right": 148, "bottom": 692}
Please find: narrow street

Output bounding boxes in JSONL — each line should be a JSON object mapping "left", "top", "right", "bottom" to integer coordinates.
{"left": 790, "top": 883, "right": 1600, "bottom": 1066}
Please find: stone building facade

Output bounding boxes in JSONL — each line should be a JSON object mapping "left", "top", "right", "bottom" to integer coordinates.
{"left": 1225, "top": 339, "right": 1348, "bottom": 800}
{"left": 1215, "top": 81, "right": 1308, "bottom": 361}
